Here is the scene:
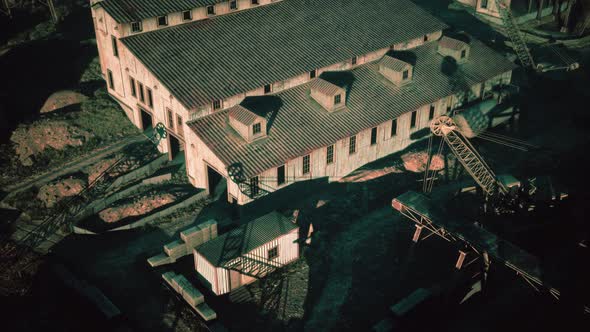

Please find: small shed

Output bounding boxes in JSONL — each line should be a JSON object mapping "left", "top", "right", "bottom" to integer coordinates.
{"left": 194, "top": 211, "right": 299, "bottom": 295}
{"left": 437, "top": 36, "right": 470, "bottom": 64}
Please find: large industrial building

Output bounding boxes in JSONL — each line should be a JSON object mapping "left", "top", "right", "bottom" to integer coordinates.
{"left": 91, "top": 0, "right": 517, "bottom": 205}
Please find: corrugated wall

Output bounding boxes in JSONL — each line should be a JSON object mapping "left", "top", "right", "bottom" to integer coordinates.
{"left": 194, "top": 249, "right": 218, "bottom": 294}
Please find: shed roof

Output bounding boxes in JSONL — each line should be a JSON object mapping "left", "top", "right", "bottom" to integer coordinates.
{"left": 120, "top": 0, "right": 448, "bottom": 109}
{"left": 187, "top": 38, "right": 517, "bottom": 178}
{"left": 439, "top": 36, "right": 469, "bottom": 51}
{"left": 228, "top": 105, "right": 262, "bottom": 126}
{"left": 380, "top": 56, "right": 412, "bottom": 72}
{"left": 196, "top": 211, "right": 298, "bottom": 266}
{"left": 99, "top": 0, "right": 224, "bottom": 23}
{"left": 310, "top": 79, "right": 345, "bottom": 96}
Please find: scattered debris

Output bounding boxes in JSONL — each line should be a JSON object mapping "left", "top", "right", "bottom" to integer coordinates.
{"left": 10, "top": 120, "right": 93, "bottom": 166}
{"left": 401, "top": 151, "right": 444, "bottom": 173}
{"left": 86, "top": 156, "right": 121, "bottom": 184}
{"left": 40, "top": 90, "right": 88, "bottom": 114}
{"left": 37, "top": 177, "right": 86, "bottom": 208}
{"left": 98, "top": 193, "right": 176, "bottom": 223}
{"left": 162, "top": 271, "right": 217, "bottom": 321}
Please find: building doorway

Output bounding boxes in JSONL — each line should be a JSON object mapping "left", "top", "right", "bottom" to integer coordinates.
{"left": 168, "top": 134, "right": 184, "bottom": 161}
{"left": 140, "top": 108, "right": 153, "bottom": 131}
{"left": 206, "top": 164, "right": 224, "bottom": 197}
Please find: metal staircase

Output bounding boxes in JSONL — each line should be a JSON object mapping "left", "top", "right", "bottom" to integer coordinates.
{"left": 227, "top": 163, "right": 272, "bottom": 200}
{"left": 494, "top": 0, "right": 536, "bottom": 69}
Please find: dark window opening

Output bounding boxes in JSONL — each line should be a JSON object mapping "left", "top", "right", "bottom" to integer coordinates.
{"left": 481, "top": 0, "right": 488, "bottom": 9}
{"left": 461, "top": 49, "right": 466, "bottom": 58}
{"left": 277, "top": 165, "right": 285, "bottom": 185}
{"left": 423, "top": 34, "right": 428, "bottom": 42}
{"left": 111, "top": 36, "right": 118, "bottom": 57}
{"left": 326, "top": 145, "right": 334, "bottom": 164}
{"left": 253, "top": 122, "right": 261, "bottom": 135}
{"left": 167, "top": 108, "right": 174, "bottom": 129}
{"left": 403, "top": 69, "right": 409, "bottom": 80}
{"left": 131, "top": 21, "right": 142, "bottom": 33}
{"left": 391, "top": 119, "right": 397, "bottom": 136}
{"left": 107, "top": 70, "right": 114, "bottom": 90}
{"left": 334, "top": 94, "right": 342, "bottom": 105}
{"left": 264, "top": 84, "right": 272, "bottom": 94}
{"left": 429, "top": 105, "right": 435, "bottom": 120}
{"left": 410, "top": 111, "right": 417, "bottom": 128}
{"left": 309, "top": 69, "right": 316, "bottom": 79}
{"left": 177, "top": 115, "right": 184, "bottom": 137}
{"left": 351, "top": 56, "right": 357, "bottom": 65}
{"left": 268, "top": 246, "right": 278, "bottom": 260}
{"left": 130, "top": 77, "right": 136, "bottom": 97}
{"left": 147, "top": 88, "right": 153, "bottom": 108}
{"left": 207, "top": 5, "right": 215, "bottom": 15}
{"left": 252, "top": 0, "right": 259, "bottom": 5}
{"left": 349, "top": 136, "right": 356, "bottom": 155}
{"left": 370, "top": 127, "right": 377, "bottom": 145}
{"left": 230, "top": 0, "right": 238, "bottom": 10}
{"left": 213, "top": 99, "right": 222, "bottom": 110}
{"left": 157, "top": 15, "right": 168, "bottom": 26}
{"left": 183, "top": 10, "right": 192, "bottom": 21}
{"left": 138, "top": 82, "right": 145, "bottom": 102}
{"left": 303, "top": 155, "right": 310, "bottom": 174}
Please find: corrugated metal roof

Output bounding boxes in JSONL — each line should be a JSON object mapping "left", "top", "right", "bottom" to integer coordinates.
{"left": 187, "top": 39, "right": 517, "bottom": 179}
{"left": 99, "top": 0, "right": 224, "bottom": 23}
{"left": 120, "top": 0, "right": 448, "bottom": 109}
{"left": 439, "top": 36, "right": 468, "bottom": 51}
{"left": 228, "top": 105, "right": 260, "bottom": 126}
{"left": 380, "top": 55, "right": 411, "bottom": 72}
{"left": 310, "top": 78, "right": 344, "bottom": 96}
{"left": 197, "top": 211, "right": 298, "bottom": 266}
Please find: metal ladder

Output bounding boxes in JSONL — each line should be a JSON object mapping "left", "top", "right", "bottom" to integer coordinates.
{"left": 494, "top": 0, "right": 536, "bottom": 69}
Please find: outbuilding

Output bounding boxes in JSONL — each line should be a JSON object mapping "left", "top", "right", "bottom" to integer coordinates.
{"left": 193, "top": 211, "right": 299, "bottom": 295}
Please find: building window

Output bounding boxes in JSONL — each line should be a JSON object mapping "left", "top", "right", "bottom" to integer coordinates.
{"left": 182, "top": 10, "right": 192, "bottom": 21}
{"left": 268, "top": 246, "right": 278, "bottom": 260}
{"left": 131, "top": 21, "right": 142, "bottom": 33}
{"left": 213, "top": 99, "right": 222, "bottom": 110}
{"left": 403, "top": 69, "right": 409, "bottom": 80}
{"left": 410, "top": 111, "right": 417, "bottom": 128}
{"left": 264, "top": 84, "right": 272, "bottom": 94}
{"left": 111, "top": 36, "right": 118, "bottom": 57}
{"left": 167, "top": 108, "right": 174, "bottom": 129}
{"left": 177, "top": 115, "right": 184, "bottom": 137}
{"left": 423, "top": 34, "right": 428, "bottom": 42}
{"left": 146, "top": 87, "right": 153, "bottom": 108}
{"left": 351, "top": 56, "right": 357, "bottom": 65}
{"left": 370, "top": 127, "right": 377, "bottom": 145}
{"left": 107, "top": 70, "right": 114, "bottom": 90}
{"left": 157, "top": 15, "right": 168, "bottom": 27}
{"left": 461, "top": 49, "right": 466, "bottom": 59}
{"left": 252, "top": 0, "right": 259, "bottom": 5}
{"left": 230, "top": 0, "right": 238, "bottom": 10}
{"left": 138, "top": 82, "right": 145, "bottom": 102}
{"left": 253, "top": 122, "right": 261, "bottom": 135}
{"left": 334, "top": 94, "right": 342, "bottom": 105}
{"left": 250, "top": 176, "right": 259, "bottom": 196}
{"left": 309, "top": 69, "right": 316, "bottom": 79}
{"left": 302, "top": 155, "right": 310, "bottom": 174}
{"left": 481, "top": 0, "right": 488, "bottom": 9}
{"left": 349, "top": 136, "right": 356, "bottom": 155}
{"left": 130, "top": 76, "right": 136, "bottom": 97}
{"left": 429, "top": 105, "right": 435, "bottom": 120}
{"left": 391, "top": 119, "right": 397, "bottom": 136}
{"left": 207, "top": 5, "right": 215, "bottom": 15}
{"left": 277, "top": 165, "right": 285, "bottom": 185}
{"left": 326, "top": 145, "right": 334, "bottom": 164}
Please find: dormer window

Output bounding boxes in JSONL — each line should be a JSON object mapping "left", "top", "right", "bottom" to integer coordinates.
{"left": 207, "top": 5, "right": 215, "bottom": 15}
{"left": 157, "top": 15, "right": 168, "bottom": 27}
{"left": 253, "top": 122, "right": 261, "bottom": 135}
{"left": 351, "top": 56, "right": 357, "bottom": 65}
{"left": 438, "top": 36, "right": 470, "bottom": 64}
{"left": 183, "top": 10, "right": 192, "bottom": 21}
{"left": 213, "top": 99, "right": 222, "bottom": 110}
{"left": 230, "top": 0, "right": 238, "bottom": 10}
{"left": 310, "top": 78, "right": 346, "bottom": 112}
{"left": 131, "top": 21, "right": 142, "bottom": 33}
{"left": 379, "top": 55, "right": 413, "bottom": 86}
{"left": 334, "top": 94, "right": 341, "bottom": 105}
{"left": 309, "top": 69, "right": 317, "bottom": 79}
{"left": 264, "top": 84, "right": 272, "bottom": 94}
{"left": 252, "top": 0, "right": 259, "bottom": 5}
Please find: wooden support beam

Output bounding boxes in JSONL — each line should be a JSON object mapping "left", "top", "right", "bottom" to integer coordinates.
{"left": 538, "top": 0, "right": 546, "bottom": 19}
{"left": 455, "top": 250, "right": 468, "bottom": 269}
{"left": 412, "top": 225, "right": 423, "bottom": 243}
